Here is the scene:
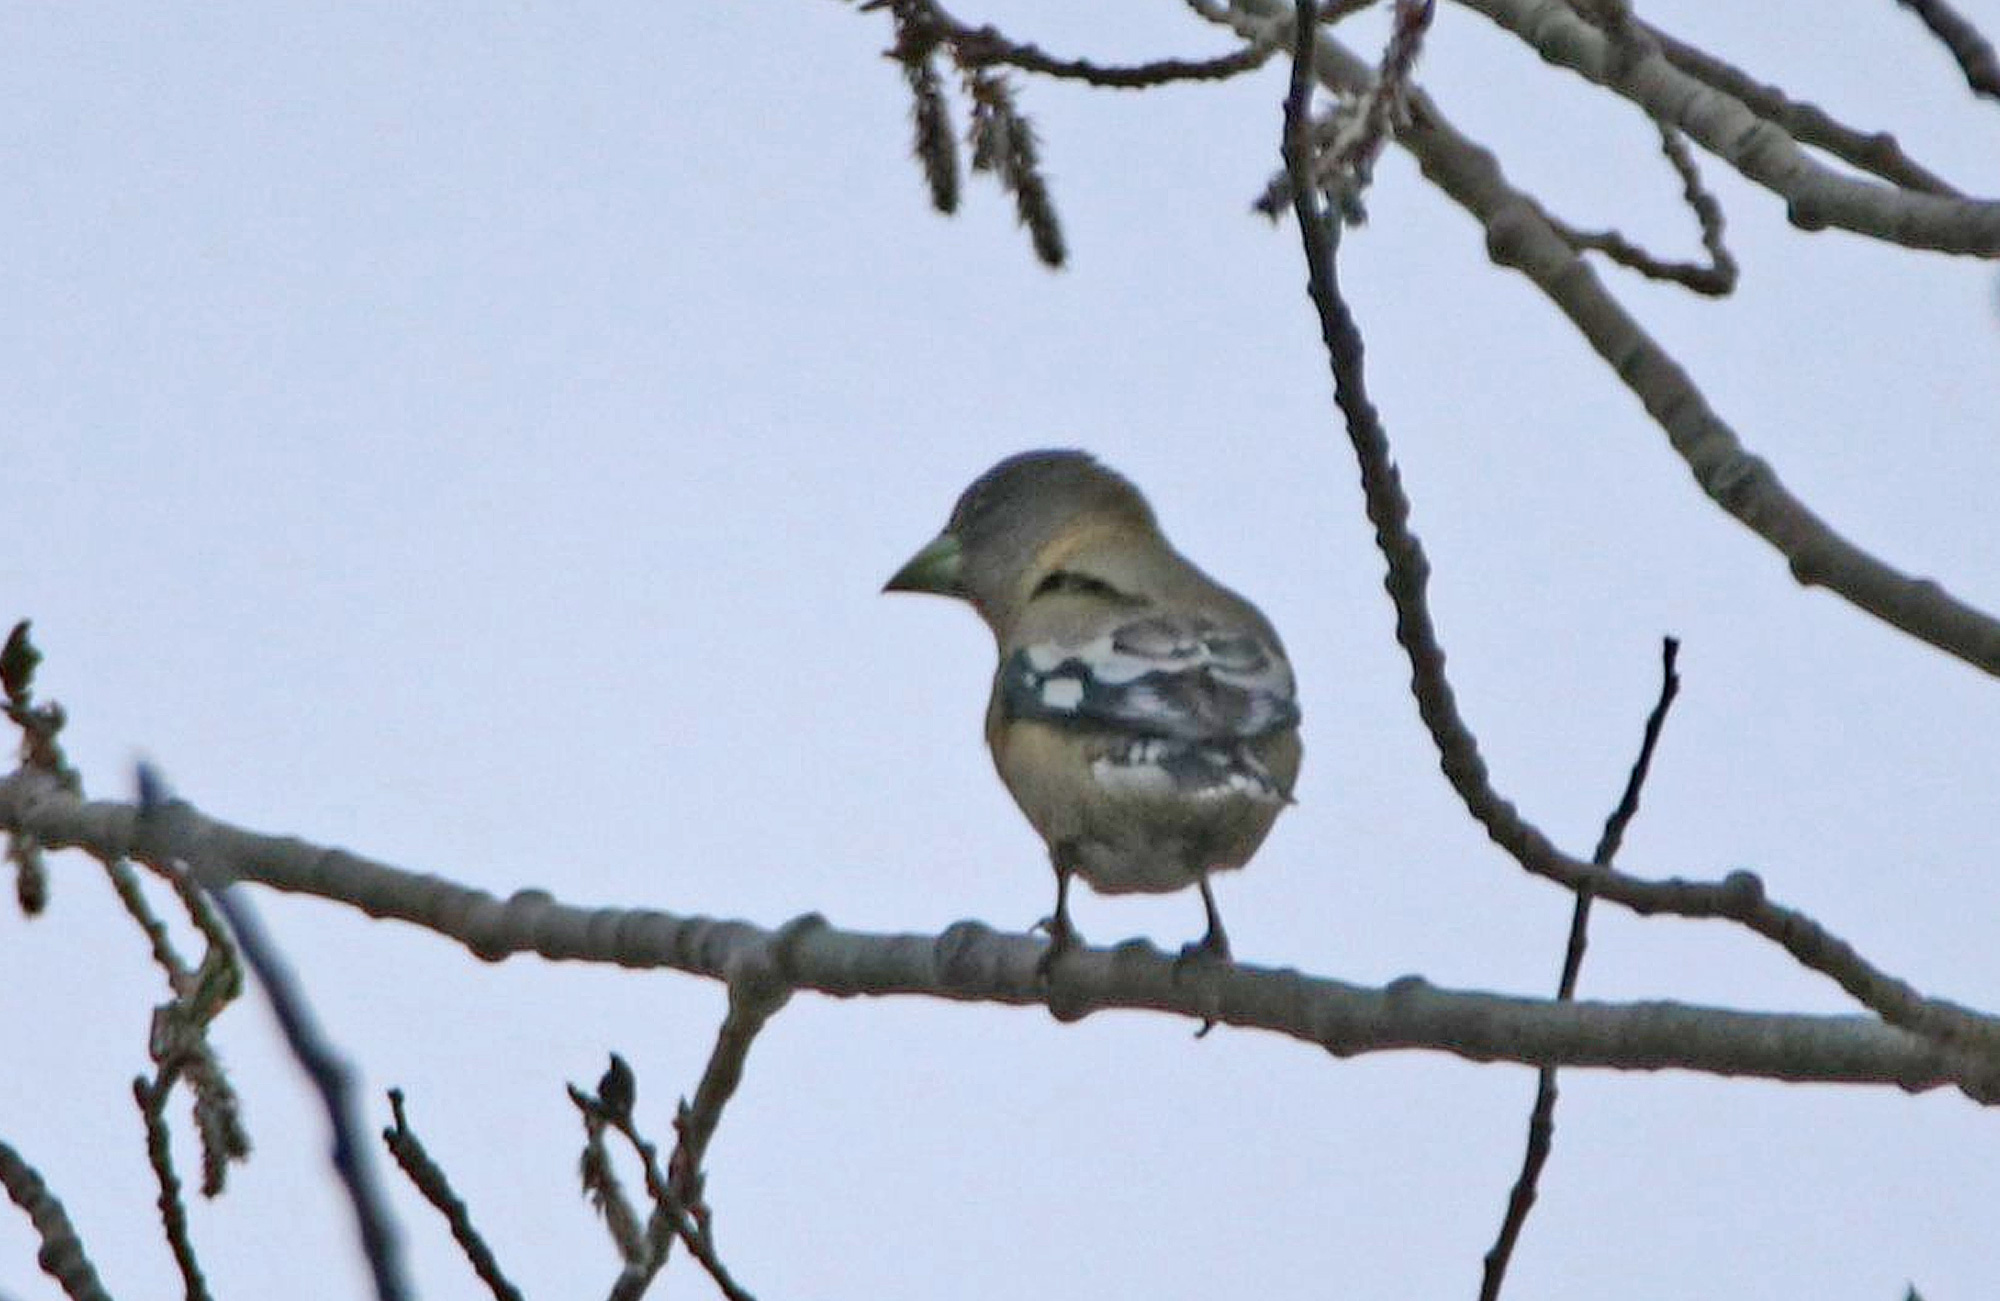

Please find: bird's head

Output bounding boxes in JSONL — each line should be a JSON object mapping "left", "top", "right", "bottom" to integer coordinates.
{"left": 884, "top": 450, "right": 1157, "bottom": 629}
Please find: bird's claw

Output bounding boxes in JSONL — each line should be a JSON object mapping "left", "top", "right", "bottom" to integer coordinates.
{"left": 1035, "top": 914, "right": 1081, "bottom": 978}
{"left": 1175, "top": 929, "right": 1232, "bottom": 972}
{"left": 1175, "top": 929, "right": 1232, "bottom": 1038}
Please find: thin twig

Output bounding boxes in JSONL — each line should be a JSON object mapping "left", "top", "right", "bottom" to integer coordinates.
{"left": 1479, "top": 639, "right": 1682, "bottom": 1301}
{"left": 106, "top": 839, "right": 256, "bottom": 1215}
{"left": 604, "top": 966, "right": 787, "bottom": 1301}
{"left": 1585, "top": 640, "right": 1682, "bottom": 871}
{"left": 944, "top": 20, "right": 1276, "bottom": 87}
{"left": 0, "top": 1139, "right": 113, "bottom": 1301}
{"left": 134, "top": 1069, "right": 213, "bottom": 1301}
{"left": 670, "top": 1217, "right": 757, "bottom": 1301}
{"left": 1540, "top": 5, "right": 1735, "bottom": 295}
{"left": 901, "top": 0, "right": 1279, "bottom": 89}
{"left": 1342, "top": 0, "right": 1433, "bottom": 170}
{"left": 382, "top": 1090, "right": 525, "bottom": 1301}
{"left": 103, "top": 856, "right": 193, "bottom": 989}
{"left": 1545, "top": 124, "right": 1737, "bottom": 295}
{"left": 116, "top": 838, "right": 252, "bottom": 1201}
{"left": 1894, "top": 0, "right": 2000, "bottom": 101}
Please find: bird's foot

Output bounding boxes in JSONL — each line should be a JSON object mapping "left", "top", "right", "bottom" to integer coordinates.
{"left": 1174, "top": 927, "right": 1232, "bottom": 1038}
{"left": 1175, "top": 927, "right": 1232, "bottom": 971}
{"left": 1035, "top": 913, "right": 1082, "bottom": 978}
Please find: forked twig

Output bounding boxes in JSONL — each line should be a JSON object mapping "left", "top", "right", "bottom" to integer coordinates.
{"left": 1479, "top": 639, "right": 1682, "bottom": 1300}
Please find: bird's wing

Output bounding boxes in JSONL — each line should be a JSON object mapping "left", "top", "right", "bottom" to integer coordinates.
{"left": 999, "top": 612, "right": 1298, "bottom": 742}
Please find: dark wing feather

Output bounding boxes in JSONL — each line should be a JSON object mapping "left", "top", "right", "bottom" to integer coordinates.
{"left": 999, "top": 613, "right": 1297, "bottom": 741}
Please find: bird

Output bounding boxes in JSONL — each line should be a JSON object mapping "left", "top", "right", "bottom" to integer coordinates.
{"left": 884, "top": 449, "right": 1301, "bottom": 966}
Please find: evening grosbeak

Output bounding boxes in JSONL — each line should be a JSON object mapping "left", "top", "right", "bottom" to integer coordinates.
{"left": 885, "top": 450, "right": 1301, "bottom": 964}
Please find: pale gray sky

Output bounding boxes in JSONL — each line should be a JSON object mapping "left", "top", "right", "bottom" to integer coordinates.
{"left": 4, "top": 3, "right": 1999, "bottom": 1298}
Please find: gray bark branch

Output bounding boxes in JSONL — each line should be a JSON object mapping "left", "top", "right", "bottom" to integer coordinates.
{"left": 0, "top": 770, "right": 1975, "bottom": 1100}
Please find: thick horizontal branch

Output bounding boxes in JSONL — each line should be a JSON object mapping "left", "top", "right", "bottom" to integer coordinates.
{"left": 0, "top": 771, "right": 1976, "bottom": 1099}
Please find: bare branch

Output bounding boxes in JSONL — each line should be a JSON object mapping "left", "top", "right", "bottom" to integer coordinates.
{"left": 674, "top": 969, "right": 790, "bottom": 1212}
{"left": 914, "top": 0, "right": 1280, "bottom": 89}
{"left": 1268, "top": 8, "right": 2000, "bottom": 1081}
{"left": 1254, "top": 15, "right": 1737, "bottom": 297}
{"left": 1405, "top": 92, "right": 2000, "bottom": 674}
{"left": 1448, "top": 0, "right": 2000, "bottom": 253}
{"left": 103, "top": 856, "right": 194, "bottom": 990}
{"left": 601, "top": 958, "right": 787, "bottom": 1301}
{"left": 1574, "top": 11, "right": 1962, "bottom": 193}
{"left": 1543, "top": 122, "right": 1737, "bottom": 294}
{"left": 1894, "top": 0, "right": 2000, "bottom": 101}
{"left": 655, "top": 976, "right": 785, "bottom": 1301}
{"left": 1479, "top": 638, "right": 1682, "bottom": 1301}
{"left": 4, "top": 770, "right": 1982, "bottom": 1098}
{"left": 382, "top": 1091, "right": 524, "bottom": 1301}
{"left": 113, "top": 844, "right": 253, "bottom": 1205}
{"left": 1585, "top": 639, "right": 1683, "bottom": 871}
{"left": 133, "top": 1071, "right": 213, "bottom": 1301}
{"left": 0, "top": 1139, "right": 113, "bottom": 1301}
{"left": 667, "top": 1211, "right": 757, "bottom": 1301}
{"left": 1219, "top": 2, "right": 2000, "bottom": 677}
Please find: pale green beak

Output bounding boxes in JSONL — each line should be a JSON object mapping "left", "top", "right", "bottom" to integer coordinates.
{"left": 883, "top": 532, "right": 965, "bottom": 596}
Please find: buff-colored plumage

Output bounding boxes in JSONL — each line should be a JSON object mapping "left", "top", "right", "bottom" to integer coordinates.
{"left": 887, "top": 450, "right": 1301, "bottom": 962}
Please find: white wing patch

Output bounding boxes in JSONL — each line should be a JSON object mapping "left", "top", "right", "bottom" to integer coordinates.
{"left": 1088, "top": 739, "right": 1289, "bottom": 803}
{"left": 1039, "top": 676, "right": 1085, "bottom": 711}
{"left": 1003, "top": 612, "right": 1298, "bottom": 803}
{"left": 1006, "top": 614, "right": 1298, "bottom": 742}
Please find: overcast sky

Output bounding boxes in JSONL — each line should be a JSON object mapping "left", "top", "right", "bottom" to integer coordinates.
{"left": 5, "top": 3, "right": 2000, "bottom": 1298}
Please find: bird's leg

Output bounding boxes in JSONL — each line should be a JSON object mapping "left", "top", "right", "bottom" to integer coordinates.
{"left": 1179, "top": 875, "right": 1233, "bottom": 965}
{"left": 1036, "top": 859, "right": 1081, "bottom": 976}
